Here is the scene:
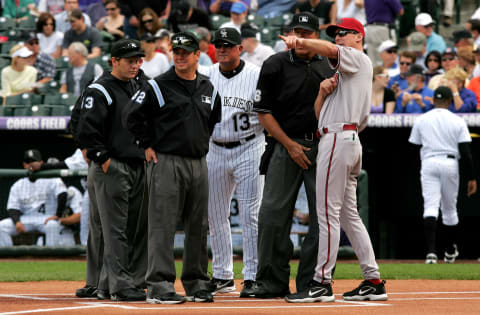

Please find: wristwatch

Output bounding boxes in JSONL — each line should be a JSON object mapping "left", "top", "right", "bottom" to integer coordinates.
{"left": 453, "top": 92, "right": 459, "bottom": 97}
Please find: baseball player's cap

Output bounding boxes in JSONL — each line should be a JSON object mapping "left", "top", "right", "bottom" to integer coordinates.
{"left": 171, "top": 31, "right": 199, "bottom": 52}
{"left": 111, "top": 39, "right": 145, "bottom": 58}
{"left": 212, "top": 27, "right": 241, "bottom": 45}
{"left": 450, "top": 29, "right": 472, "bottom": 43}
{"left": 405, "top": 64, "right": 425, "bottom": 76}
{"left": 231, "top": 2, "right": 247, "bottom": 14}
{"left": 67, "top": 8, "right": 83, "bottom": 21}
{"left": 377, "top": 39, "right": 397, "bottom": 53}
{"left": 442, "top": 47, "right": 457, "bottom": 57}
{"left": 326, "top": 17, "right": 365, "bottom": 38}
{"left": 408, "top": 32, "right": 427, "bottom": 51}
{"left": 23, "top": 149, "right": 42, "bottom": 163}
{"left": 140, "top": 32, "right": 156, "bottom": 42}
{"left": 240, "top": 22, "right": 259, "bottom": 39}
{"left": 433, "top": 86, "right": 453, "bottom": 100}
{"left": 415, "top": 13, "right": 434, "bottom": 26}
{"left": 289, "top": 12, "right": 319, "bottom": 33}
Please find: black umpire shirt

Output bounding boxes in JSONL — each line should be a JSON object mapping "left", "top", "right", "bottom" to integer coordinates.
{"left": 253, "top": 49, "right": 335, "bottom": 137}
{"left": 75, "top": 71, "right": 147, "bottom": 165}
{"left": 125, "top": 67, "right": 222, "bottom": 158}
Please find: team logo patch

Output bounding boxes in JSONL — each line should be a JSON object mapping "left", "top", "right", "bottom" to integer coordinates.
{"left": 299, "top": 16, "right": 308, "bottom": 22}
{"left": 201, "top": 95, "right": 212, "bottom": 103}
{"left": 220, "top": 29, "right": 228, "bottom": 38}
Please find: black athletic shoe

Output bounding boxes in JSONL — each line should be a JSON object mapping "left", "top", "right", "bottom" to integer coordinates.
{"left": 75, "top": 285, "right": 97, "bottom": 298}
{"left": 110, "top": 288, "right": 146, "bottom": 301}
{"left": 240, "top": 280, "right": 256, "bottom": 298}
{"left": 186, "top": 290, "right": 214, "bottom": 302}
{"left": 96, "top": 289, "right": 110, "bottom": 300}
{"left": 251, "top": 282, "right": 290, "bottom": 299}
{"left": 208, "top": 278, "right": 236, "bottom": 294}
{"left": 285, "top": 280, "right": 334, "bottom": 303}
{"left": 444, "top": 244, "right": 459, "bottom": 263}
{"left": 146, "top": 292, "right": 186, "bottom": 304}
{"left": 343, "top": 280, "right": 388, "bottom": 301}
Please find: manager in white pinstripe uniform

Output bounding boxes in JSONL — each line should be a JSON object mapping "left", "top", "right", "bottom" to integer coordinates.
{"left": 198, "top": 27, "right": 265, "bottom": 298}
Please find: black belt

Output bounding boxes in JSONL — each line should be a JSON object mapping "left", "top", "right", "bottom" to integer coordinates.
{"left": 447, "top": 154, "right": 455, "bottom": 159}
{"left": 367, "top": 22, "right": 390, "bottom": 26}
{"left": 213, "top": 134, "right": 256, "bottom": 149}
{"left": 290, "top": 132, "right": 319, "bottom": 141}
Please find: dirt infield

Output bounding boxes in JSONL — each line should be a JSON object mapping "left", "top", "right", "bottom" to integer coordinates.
{"left": 0, "top": 280, "right": 479, "bottom": 314}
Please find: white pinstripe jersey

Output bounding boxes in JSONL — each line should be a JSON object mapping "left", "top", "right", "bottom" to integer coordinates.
{"left": 7, "top": 178, "right": 67, "bottom": 216}
{"left": 198, "top": 61, "right": 263, "bottom": 142}
{"left": 67, "top": 186, "right": 83, "bottom": 214}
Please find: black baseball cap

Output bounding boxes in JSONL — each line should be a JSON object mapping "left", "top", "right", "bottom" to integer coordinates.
{"left": 241, "top": 22, "right": 259, "bottom": 39}
{"left": 213, "top": 27, "right": 241, "bottom": 45}
{"left": 405, "top": 64, "right": 425, "bottom": 76}
{"left": 140, "top": 32, "right": 156, "bottom": 42}
{"left": 111, "top": 39, "right": 145, "bottom": 58}
{"left": 289, "top": 12, "right": 319, "bottom": 32}
{"left": 171, "top": 1, "right": 190, "bottom": 22}
{"left": 451, "top": 29, "right": 472, "bottom": 43}
{"left": 442, "top": 47, "right": 457, "bottom": 57}
{"left": 23, "top": 149, "right": 42, "bottom": 163}
{"left": 433, "top": 86, "right": 453, "bottom": 100}
{"left": 67, "top": 8, "right": 83, "bottom": 21}
{"left": 171, "top": 31, "right": 199, "bottom": 52}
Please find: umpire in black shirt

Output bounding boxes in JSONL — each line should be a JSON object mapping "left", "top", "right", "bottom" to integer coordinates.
{"left": 76, "top": 39, "right": 148, "bottom": 301}
{"left": 251, "top": 12, "right": 335, "bottom": 298}
{"left": 125, "top": 31, "right": 221, "bottom": 304}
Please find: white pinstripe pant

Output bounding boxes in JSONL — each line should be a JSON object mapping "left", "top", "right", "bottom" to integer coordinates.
{"left": 207, "top": 135, "right": 265, "bottom": 280}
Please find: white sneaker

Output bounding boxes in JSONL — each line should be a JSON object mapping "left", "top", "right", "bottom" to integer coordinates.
{"left": 425, "top": 253, "right": 438, "bottom": 264}
{"left": 444, "top": 245, "right": 459, "bottom": 263}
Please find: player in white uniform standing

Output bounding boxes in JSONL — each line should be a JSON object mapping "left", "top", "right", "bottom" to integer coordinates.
{"left": 198, "top": 27, "right": 264, "bottom": 298}
{"left": 280, "top": 18, "right": 387, "bottom": 303}
{"left": 409, "top": 86, "right": 477, "bottom": 264}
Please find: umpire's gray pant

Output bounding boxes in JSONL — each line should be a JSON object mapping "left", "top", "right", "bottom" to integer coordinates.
{"left": 256, "top": 138, "right": 319, "bottom": 293}
{"left": 90, "top": 158, "right": 148, "bottom": 294}
{"left": 145, "top": 152, "right": 210, "bottom": 297}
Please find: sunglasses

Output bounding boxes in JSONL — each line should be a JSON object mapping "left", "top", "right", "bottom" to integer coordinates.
{"left": 385, "top": 49, "right": 397, "bottom": 54}
{"left": 45, "top": 22, "right": 54, "bottom": 26}
{"left": 28, "top": 40, "right": 39, "bottom": 45}
{"left": 214, "top": 42, "right": 235, "bottom": 49}
{"left": 335, "top": 30, "right": 358, "bottom": 37}
{"left": 106, "top": 7, "right": 117, "bottom": 11}
{"left": 442, "top": 56, "right": 455, "bottom": 61}
{"left": 400, "top": 61, "right": 411, "bottom": 66}
{"left": 427, "top": 58, "right": 439, "bottom": 62}
{"left": 142, "top": 19, "right": 154, "bottom": 24}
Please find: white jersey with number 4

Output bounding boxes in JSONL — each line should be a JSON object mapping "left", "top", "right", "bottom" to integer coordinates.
{"left": 198, "top": 62, "right": 263, "bottom": 142}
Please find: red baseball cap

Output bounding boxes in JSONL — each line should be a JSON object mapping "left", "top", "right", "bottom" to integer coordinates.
{"left": 326, "top": 18, "right": 365, "bottom": 38}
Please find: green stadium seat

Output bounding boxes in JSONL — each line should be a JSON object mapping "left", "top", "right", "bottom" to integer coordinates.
{"left": 0, "top": 57, "right": 10, "bottom": 69}
{"left": 0, "top": 17, "right": 15, "bottom": 31}
{"left": 37, "top": 80, "right": 60, "bottom": 95}
{"left": 0, "top": 105, "right": 15, "bottom": 116}
{"left": 30, "top": 105, "right": 51, "bottom": 116}
{"left": 281, "top": 13, "right": 293, "bottom": 25}
{"left": 18, "top": 17, "right": 36, "bottom": 31}
{"left": 13, "top": 105, "right": 32, "bottom": 116}
{"left": 49, "top": 105, "right": 71, "bottom": 116}
{"left": 265, "top": 15, "right": 284, "bottom": 27}
{"left": 210, "top": 14, "right": 229, "bottom": 30}
{"left": 246, "top": 14, "right": 265, "bottom": 27}
{"left": 44, "top": 93, "right": 77, "bottom": 106}
{"left": 55, "top": 56, "right": 70, "bottom": 71}
{"left": 260, "top": 28, "right": 273, "bottom": 43}
{"left": 4, "top": 93, "right": 33, "bottom": 106}
{"left": 1, "top": 41, "right": 16, "bottom": 55}
{"left": 90, "top": 54, "right": 111, "bottom": 70}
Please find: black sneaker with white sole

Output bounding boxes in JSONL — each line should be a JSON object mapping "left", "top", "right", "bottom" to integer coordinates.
{"left": 239, "top": 280, "right": 256, "bottom": 298}
{"left": 208, "top": 278, "right": 235, "bottom": 294}
{"left": 110, "top": 288, "right": 146, "bottom": 301}
{"left": 146, "top": 292, "right": 186, "bottom": 304}
{"left": 343, "top": 280, "right": 388, "bottom": 301}
{"left": 444, "top": 244, "right": 459, "bottom": 263}
{"left": 75, "top": 285, "right": 97, "bottom": 298}
{"left": 186, "top": 290, "right": 214, "bottom": 302}
{"left": 284, "top": 280, "right": 335, "bottom": 303}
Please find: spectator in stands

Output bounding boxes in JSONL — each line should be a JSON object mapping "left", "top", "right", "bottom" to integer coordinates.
{"left": 55, "top": 0, "right": 92, "bottom": 33}
{"left": 428, "top": 48, "right": 459, "bottom": 90}
{"left": 273, "top": 22, "right": 292, "bottom": 53}
{"left": 415, "top": 13, "right": 446, "bottom": 54}
{"left": 1, "top": 45, "right": 37, "bottom": 97}
{"left": 78, "top": 0, "right": 100, "bottom": 11}
{"left": 25, "top": 34, "right": 56, "bottom": 87}
{"left": 59, "top": 42, "right": 103, "bottom": 97}
{"left": 240, "top": 22, "right": 274, "bottom": 67}
{"left": 139, "top": 33, "right": 170, "bottom": 79}
{"left": 137, "top": 7, "right": 164, "bottom": 39}
{"left": 395, "top": 64, "right": 434, "bottom": 113}
{"left": 424, "top": 51, "right": 443, "bottom": 85}
{"left": 117, "top": 0, "right": 171, "bottom": 39}
{"left": 452, "top": 30, "right": 473, "bottom": 50}
{"left": 210, "top": 0, "right": 250, "bottom": 17}
{"left": 154, "top": 29, "right": 173, "bottom": 62}
{"left": 0, "top": 149, "right": 75, "bottom": 247}
{"left": 473, "top": 47, "right": 480, "bottom": 78}
{"left": 466, "top": 19, "right": 480, "bottom": 48}
{"left": 62, "top": 9, "right": 103, "bottom": 59}
{"left": 2, "top": 0, "right": 35, "bottom": 22}
{"left": 197, "top": 27, "right": 216, "bottom": 64}
{"left": 37, "top": 12, "right": 64, "bottom": 59}
{"left": 220, "top": 1, "right": 248, "bottom": 33}
{"left": 371, "top": 65, "right": 396, "bottom": 114}
{"left": 388, "top": 51, "right": 416, "bottom": 97}
{"left": 169, "top": 0, "right": 212, "bottom": 33}
{"left": 336, "top": 0, "right": 366, "bottom": 25}
{"left": 408, "top": 31, "right": 427, "bottom": 69}
{"left": 467, "top": 53, "right": 480, "bottom": 107}
{"left": 95, "top": 0, "right": 125, "bottom": 41}
{"left": 442, "top": 67, "right": 477, "bottom": 113}
{"left": 378, "top": 40, "right": 400, "bottom": 77}
{"left": 364, "top": 0, "right": 403, "bottom": 66}
{"left": 291, "top": 0, "right": 336, "bottom": 31}
{"left": 86, "top": 0, "right": 107, "bottom": 26}
{"left": 457, "top": 46, "right": 476, "bottom": 80}
{"left": 37, "top": 0, "right": 65, "bottom": 16}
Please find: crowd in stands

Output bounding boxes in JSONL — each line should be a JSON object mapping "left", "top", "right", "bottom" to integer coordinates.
{"left": 0, "top": 0, "right": 479, "bottom": 113}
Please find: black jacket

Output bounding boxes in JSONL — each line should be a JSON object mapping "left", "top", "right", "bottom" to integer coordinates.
{"left": 125, "top": 67, "right": 222, "bottom": 158}
{"left": 75, "top": 71, "right": 148, "bottom": 164}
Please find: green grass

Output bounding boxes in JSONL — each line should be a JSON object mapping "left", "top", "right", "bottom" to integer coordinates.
{"left": 0, "top": 262, "right": 479, "bottom": 282}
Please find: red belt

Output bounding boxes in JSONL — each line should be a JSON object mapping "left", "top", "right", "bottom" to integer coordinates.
{"left": 317, "top": 124, "right": 357, "bottom": 138}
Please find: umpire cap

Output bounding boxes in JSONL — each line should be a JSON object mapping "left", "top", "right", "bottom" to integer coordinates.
{"left": 23, "top": 149, "right": 42, "bottom": 163}
{"left": 290, "top": 12, "right": 319, "bottom": 32}
{"left": 212, "top": 28, "right": 241, "bottom": 45}
{"left": 111, "top": 39, "right": 145, "bottom": 58}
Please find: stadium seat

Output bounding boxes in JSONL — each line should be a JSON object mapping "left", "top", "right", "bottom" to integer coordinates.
{"left": 49, "top": 105, "right": 71, "bottom": 116}
{"left": 0, "top": 105, "right": 15, "bottom": 116}
{"left": 265, "top": 15, "right": 284, "bottom": 27}
{"left": 44, "top": 93, "right": 77, "bottom": 106}
{"left": 0, "top": 57, "right": 10, "bottom": 69}
{"left": 37, "top": 80, "right": 60, "bottom": 95}
{"left": 246, "top": 14, "right": 265, "bottom": 27}
{"left": 13, "top": 105, "right": 32, "bottom": 116}
{"left": 4, "top": 93, "right": 32, "bottom": 106}
{"left": 210, "top": 14, "right": 229, "bottom": 30}
{"left": 55, "top": 56, "right": 70, "bottom": 71}
{"left": 90, "top": 54, "right": 111, "bottom": 70}
{"left": 0, "top": 41, "right": 16, "bottom": 56}
{"left": 18, "top": 17, "right": 36, "bottom": 31}
{"left": 0, "top": 17, "right": 15, "bottom": 31}
{"left": 30, "top": 105, "right": 51, "bottom": 116}
{"left": 260, "top": 28, "right": 273, "bottom": 43}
